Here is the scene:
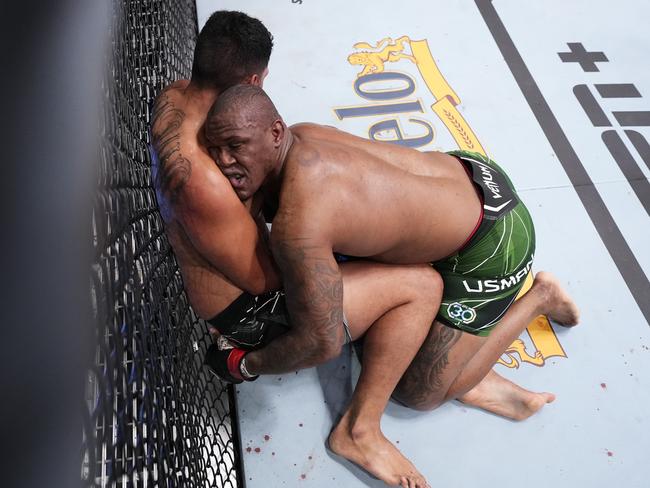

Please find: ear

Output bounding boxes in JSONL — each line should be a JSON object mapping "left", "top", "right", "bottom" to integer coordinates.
{"left": 270, "top": 120, "right": 285, "bottom": 147}
{"left": 241, "top": 74, "right": 257, "bottom": 86}
{"left": 249, "top": 67, "right": 268, "bottom": 87}
{"left": 249, "top": 73, "right": 262, "bottom": 87}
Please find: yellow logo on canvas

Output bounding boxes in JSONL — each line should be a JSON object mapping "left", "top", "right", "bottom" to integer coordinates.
{"left": 336, "top": 37, "right": 566, "bottom": 368}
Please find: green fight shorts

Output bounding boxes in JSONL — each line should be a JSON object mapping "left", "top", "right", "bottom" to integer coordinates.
{"left": 433, "top": 150, "right": 536, "bottom": 336}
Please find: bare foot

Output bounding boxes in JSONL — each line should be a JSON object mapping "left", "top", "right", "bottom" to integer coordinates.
{"left": 458, "top": 369, "right": 555, "bottom": 421}
{"left": 534, "top": 272, "right": 580, "bottom": 326}
{"left": 328, "top": 412, "right": 430, "bottom": 488}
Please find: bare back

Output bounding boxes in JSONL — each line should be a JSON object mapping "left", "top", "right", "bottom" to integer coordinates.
{"left": 277, "top": 123, "right": 482, "bottom": 263}
{"left": 151, "top": 81, "right": 278, "bottom": 318}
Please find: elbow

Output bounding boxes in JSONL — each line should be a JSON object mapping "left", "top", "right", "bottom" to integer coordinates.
{"left": 311, "top": 331, "right": 345, "bottom": 365}
{"left": 319, "top": 345, "right": 343, "bottom": 364}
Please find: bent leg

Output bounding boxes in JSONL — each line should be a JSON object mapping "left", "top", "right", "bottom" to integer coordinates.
{"left": 394, "top": 271, "right": 579, "bottom": 419}
{"left": 446, "top": 272, "right": 579, "bottom": 401}
{"left": 329, "top": 261, "right": 441, "bottom": 488}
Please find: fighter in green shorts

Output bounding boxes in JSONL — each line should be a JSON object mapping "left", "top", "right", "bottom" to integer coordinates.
{"left": 434, "top": 150, "right": 536, "bottom": 336}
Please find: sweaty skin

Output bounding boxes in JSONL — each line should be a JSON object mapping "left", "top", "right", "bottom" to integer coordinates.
{"left": 208, "top": 95, "right": 580, "bottom": 391}
{"left": 253, "top": 123, "right": 484, "bottom": 376}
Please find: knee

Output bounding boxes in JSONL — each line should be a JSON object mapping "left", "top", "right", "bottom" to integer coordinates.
{"left": 405, "top": 265, "right": 443, "bottom": 302}
{"left": 415, "top": 400, "right": 444, "bottom": 412}
{"left": 392, "top": 383, "right": 445, "bottom": 412}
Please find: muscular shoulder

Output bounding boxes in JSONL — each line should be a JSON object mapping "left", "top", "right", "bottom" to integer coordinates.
{"left": 275, "top": 137, "right": 350, "bottom": 241}
{"left": 283, "top": 138, "right": 333, "bottom": 189}
{"left": 151, "top": 81, "right": 190, "bottom": 133}
{"left": 290, "top": 122, "right": 342, "bottom": 141}
{"left": 284, "top": 128, "right": 354, "bottom": 188}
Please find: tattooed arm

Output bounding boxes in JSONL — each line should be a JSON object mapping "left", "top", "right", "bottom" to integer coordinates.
{"left": 241, "top": 142, "right": 351, "bottom": 374}
{"left": 245, "top": 235, "right": 345, "bottom": 374}
{"left": 150, "top": 86, "right": 280, "bottom": 294}
{"left": 151, "top": 85, "right": 192, "bottom": 213}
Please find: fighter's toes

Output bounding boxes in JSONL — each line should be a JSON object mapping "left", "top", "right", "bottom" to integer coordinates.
{"left": 399, "top": 475, "right": 415, "bottom": 488}
{"left": 399, "top": 471, "right": 429, "bottom": 488}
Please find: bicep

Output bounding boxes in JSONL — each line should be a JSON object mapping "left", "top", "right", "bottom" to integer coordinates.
{"left": 180, "top": 175, "right": 279, "bottom": 294}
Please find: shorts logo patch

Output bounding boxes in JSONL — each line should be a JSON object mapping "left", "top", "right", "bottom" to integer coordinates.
{"left": 462, "top": 257, "right": 534, "bottom": 293}
{"left": 447, "top": 302, "right": 477, "bottom": 324}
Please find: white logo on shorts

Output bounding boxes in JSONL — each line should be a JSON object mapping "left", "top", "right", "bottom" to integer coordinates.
{"left": 447, "top": 302, "right": 477, "bottom": 324}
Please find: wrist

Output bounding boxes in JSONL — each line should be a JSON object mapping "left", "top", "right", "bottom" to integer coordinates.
{"left": 225, "top": 348, "right": 246, "bottom": 381}
{"left": 239, "top": 356, "right": 258, "bottom": 381}
{"left": 227, "top": 348, "right": 258, "bottom": 381}
{"left": 242, "top": 351, "right": 261, "bottom": 377}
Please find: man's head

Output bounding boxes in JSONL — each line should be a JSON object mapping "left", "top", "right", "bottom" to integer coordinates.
{"left": 204, "top": 85, "right": 285, "bottom": 201}
{"left": 191, "top": 11, "right": 273, "bottom": 91}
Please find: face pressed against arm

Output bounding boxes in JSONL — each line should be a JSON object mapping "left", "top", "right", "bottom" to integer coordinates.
{"left": 203, "top": 110, "right": 273, "bottom": 202}
{"left": 203, "top": 85, "right": 290, "bottom": 203}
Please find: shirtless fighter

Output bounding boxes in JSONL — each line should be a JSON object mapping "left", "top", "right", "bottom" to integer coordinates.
{"left": 151, "top": 11, "right": 446, "bottom": 487}
{"left": 203, "top": 85, "right": 581, "bottom": 482}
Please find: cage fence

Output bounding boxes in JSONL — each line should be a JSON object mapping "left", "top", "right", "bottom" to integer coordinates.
{"left": 83, "top": 1, "right": 241, "bottom": 486}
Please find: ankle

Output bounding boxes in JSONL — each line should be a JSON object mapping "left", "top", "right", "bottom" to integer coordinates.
{"left": 531, "top": 279, "right": 554, "bottom": 315}
{"left": 347, "top": 418, "right": 381, "bottom": 442}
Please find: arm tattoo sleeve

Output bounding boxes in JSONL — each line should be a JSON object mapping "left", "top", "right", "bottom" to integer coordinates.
{"left": 247, "top": 238, "right": 344, "bottom": 374}
{"left": 151, "top": 92, "right": 191, "bottom": 200}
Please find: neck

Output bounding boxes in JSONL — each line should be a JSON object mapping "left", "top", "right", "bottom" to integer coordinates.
{"left": 185, "top": 81, "right": 220, "bottom": 112}
{"left": 263, "top": 128, "right": 295, "bottom": 200}
{"left": 276, "top": 128, "right": 294, "bottom": 176}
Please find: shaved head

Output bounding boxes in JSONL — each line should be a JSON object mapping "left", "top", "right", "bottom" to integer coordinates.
{"left": 203, "top": 85, "right": 288, "bottom": 201}
{"left": 206, "top": 84, "right": 280, "bottom": 135}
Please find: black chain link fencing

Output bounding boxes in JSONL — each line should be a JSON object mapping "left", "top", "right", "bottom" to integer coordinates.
{"left": 83, "top": 1, "right": 242, "bottom": 486}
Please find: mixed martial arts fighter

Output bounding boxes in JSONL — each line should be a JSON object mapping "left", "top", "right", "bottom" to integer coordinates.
{"left": 202, "top": 84, "right": 581, "bottom": 486}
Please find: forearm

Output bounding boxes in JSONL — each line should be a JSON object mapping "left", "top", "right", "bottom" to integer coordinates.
{"left": 246, "top": 239, "right": 345, "bottom": 374}
{"left": 245, "top": 326, "right": 339, "bottom": 374}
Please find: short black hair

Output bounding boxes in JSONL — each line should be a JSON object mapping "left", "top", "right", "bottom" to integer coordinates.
{"left": 191, "top": 11, "right": 273, "bottom": 90}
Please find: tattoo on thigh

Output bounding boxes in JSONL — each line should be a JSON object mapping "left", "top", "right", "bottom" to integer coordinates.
{"left": 396, "top": 324, "right": 461, "bottom": 407}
